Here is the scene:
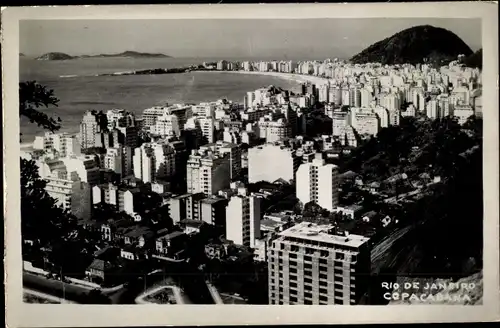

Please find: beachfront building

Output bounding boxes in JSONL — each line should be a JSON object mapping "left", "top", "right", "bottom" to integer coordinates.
{"left": 142, "top": 105, "right": 193, "bottom": 131}
{"left": 247, "top": 142, "right": 301, "bottom": 184}
{"left": 296, "top": 153, "right": 339, "bottom": 212}
{"left": 267, "top": 221, "right": 371, "bottom": 305}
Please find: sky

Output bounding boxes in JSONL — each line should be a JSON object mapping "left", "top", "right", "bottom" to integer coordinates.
{"left": 20, "top": 18, "right": 481, "bottom": 59}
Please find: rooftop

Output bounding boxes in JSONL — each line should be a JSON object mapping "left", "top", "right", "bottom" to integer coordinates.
{"left": 278, "top": 221, "right": 370, "bottom": 248}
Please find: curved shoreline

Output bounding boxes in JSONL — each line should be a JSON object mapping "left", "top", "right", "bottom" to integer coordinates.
{"left": 195, "top": 70, "right": 330, "bottom": 86}
{"left": 22, "top": 70, "right": 329, "bottom": 148}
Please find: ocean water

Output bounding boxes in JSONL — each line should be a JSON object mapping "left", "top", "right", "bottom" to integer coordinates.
{"left": 19, "top": 57, "right": 301, "bottom": 142}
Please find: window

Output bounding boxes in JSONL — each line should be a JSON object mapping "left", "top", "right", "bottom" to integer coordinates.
{"left": 304, "top": 299, "right": 313, "bottom": 305}
{"left": 319, "top": 273, "right": 328, "bottom": 280}
{"left": 304, "top": 263, "right": 312, "bottom": 270}
{"left": 319, "top": 258, "right": 328, "bottom": 265}
{"left": 304, "top": 292, "right": 312, "bottom": 299}
{"left": 290, "top": 296, "right": 298, "bottom": 303}
{"left": 319, "top": 280, "right": 328, "bottom": 287}
{"left": 334, "top": 269, "right": 343, "bottom": 275}
{"left": 334, "top": 291, "right": 343, "bottom": 298}
{"left": 290, "top": 281, "right": 298, "bottom": 288}
{"left": 290, "top": 253, "right": 298, "bottom": 259}
{"left": 304, "top": 277, "right": 313, "bottom": 284}
{"left": 319, "top": 295, "right": 328, "bottom": 302}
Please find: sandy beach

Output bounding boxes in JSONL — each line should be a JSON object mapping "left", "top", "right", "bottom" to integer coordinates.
{"left": 202, "top": 70, "right": 331, "bottom": 86}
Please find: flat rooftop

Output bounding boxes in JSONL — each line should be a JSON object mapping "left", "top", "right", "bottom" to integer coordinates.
{"left": 278, "top": 221, "right": 370, "bottom": 249}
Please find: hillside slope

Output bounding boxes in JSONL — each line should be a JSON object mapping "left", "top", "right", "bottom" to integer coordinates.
{"left": 351, "top": 25, "right": 473, "bottom": 65}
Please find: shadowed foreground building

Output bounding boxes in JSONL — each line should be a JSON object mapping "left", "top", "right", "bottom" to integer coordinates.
{"left": 267, "top": 221, "right": 371, "bottom": 305}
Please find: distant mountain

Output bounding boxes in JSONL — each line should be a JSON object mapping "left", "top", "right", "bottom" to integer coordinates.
{"left": 36, "top": 52, "right": 75, "bottom": 61}
{"left": 463, "top": 49, "right": 482, "bottom": 69}
{"left": 19, "top": 53, "right": 25, "bottom": 57}
{"left": 80, "top": 51, "right": 171, "bottom": 58}
{"left": 35, "top": 50, "right": 171, "bottom": 61}
{"left": 350, "top": 25, "right": 473, "bottom": 65}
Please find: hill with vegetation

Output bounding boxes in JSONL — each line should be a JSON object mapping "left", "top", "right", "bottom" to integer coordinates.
{"left": 36, "top": 52, "right": 75, "bottom": 60}
{"left": 340, "top": 115, "right": 483, "bottom": 279}
{"left": 463, "top": 48, "right": 483, "bottom": 69}
{"left": 35, "top": 51, "right": 171, "bottom": 61}
{"left": 350, "top": 25, "right": 473, "bottom": 65}
{"left": 80, "top": 50, "right": 171, "bottom": 58}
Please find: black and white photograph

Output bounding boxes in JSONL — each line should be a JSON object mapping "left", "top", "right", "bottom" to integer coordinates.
{"left": 3, "top": 3, "right": 499, "bottom": 326}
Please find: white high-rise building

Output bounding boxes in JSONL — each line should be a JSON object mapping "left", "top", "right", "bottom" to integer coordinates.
{"left": 104, "top": 147, "right": 123, "bottom": 176}
{"left": 373, "top": 106, "right": 390, "bottom": 128}
{"left": 33, "top": 132, "right": 81, "bottom": 158}
{"left": 186, "top": 148, "right": 231, "bottom": 196}
{"left": 151, "top": 142, "right": 177, "bottom": 180}
{"left": 426, "top": 100, "right": 439, "bottom": 120}
{"left": 360, "top": 88, "right": 373, "bottom": 108}
{"left": 225, "top": 190, "right": 261, "bottom": 248}
{"left": 258, "top": 118, "right": 292, "bottom": 143}
{"left": 192, "top": 103, "right": 216, "bottom": 118}
{"left": 267, "top": 222, "right": 371, "bottom": 305}
{"left": 247, "top": 143, "right": 301, "bottom": 184}
{"left": 380, "top": 93, "right": 401, "bottom": 112}
{"left": 152, "top": 113, "right": 181, "bottom": 138}
{"left": 80, "top": 111, "right": 106, "bottom": 149}
{"left": 133, "top": 144, "right": 155, "bottom": 183}
{"left": 352, "top": 110, "right": 380, "bottom": 136}
{"left": 332, "top": 111, "right": 349, "bottom": 137}
{"left": 198, "top": 117, "right": 215, "bottom": 143}
{"left": 199, "top": 141, "right": 241, "bottom": 180}
{"left": 60, "top": 155, "right": 100, "bottom": 186}
{"left": 296, "top": 154, "right": 339, "bottom": 211}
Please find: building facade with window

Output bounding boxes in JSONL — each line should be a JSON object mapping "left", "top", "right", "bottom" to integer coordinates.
{"left": 267, "top": 222, "right": 371, "bottom": 305}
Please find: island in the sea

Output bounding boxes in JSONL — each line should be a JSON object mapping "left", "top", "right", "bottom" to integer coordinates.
{"left": 36, "top": 51, "right": 171, "bottom": 61}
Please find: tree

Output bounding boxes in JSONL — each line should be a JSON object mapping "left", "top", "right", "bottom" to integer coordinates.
{"left": 20, "top": 81, "right": 93, "bottom": 276}
{"left": 19, "top": 81, "right": 61, "bottom": 137}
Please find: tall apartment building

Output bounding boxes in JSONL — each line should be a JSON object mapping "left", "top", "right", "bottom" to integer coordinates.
{"left": 106, "top": 109, "right": 136, "bottom": 130}
{"left": 142, "top": 105, "right": 193, "bottom": 131}
{"left": 133, "top": 144, "right": 155, "bottom": 183}
{"left": 225, "top": 189, "right": 261, "bottom": 248}
{"left": 267, "top": 221, "right": 371, "bottom": 305}
{"left": 247, "top": 143, "right": 301, "bottom": 184}
{"left": 296, "top": 154, "right": 339, "bottom": 211}
{"left": 199, "top": 141, "right": 241, "bottom": 180}
{"left": 79, "top": 111, "right": 107, "bottom": 149}
{"left": 58, "top": 155, "right": 100, "bottom": 186}
{"left": 258, "top": 118, "right": 292, "bottom": 143}
{"left": 331, "top": 111, "right": 349, "bottom": 137}
{"left": 352, "top": 110, "right": 380, "bottom": 136}
{"left": 152, "top": 113, "right": 181, "bottom": 138}
{"left": 37, "top": 159, "right": 92, "bottom": 218}
{"left": 192, "top": 103, "right": 216, "bottom": 117}
{"left": 104, "top": 147, "right": 123, "bottom": 176}
{"left": 33, "top": 132, "right": 81, "bottom": 158}
{"left": 186, "top": 148, "right": 231, "bottom": 196}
